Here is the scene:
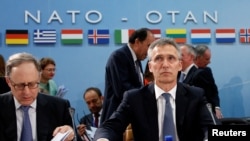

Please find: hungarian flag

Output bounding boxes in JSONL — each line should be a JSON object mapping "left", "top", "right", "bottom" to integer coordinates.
{"left": 6, "top": 29, "right": 28, "bottom": 45}
{"left": 166, "top": 29, "right": 186, "bottom": 43}
{"left": 114, "top": 29, "right": 135, "bottom": 44}
{"left": 239, "top": 28, "right": 250, "bottom": 43}
{"left": 191, "top": 29, "right": 211, "bottom": 43}
{"left": 61, "top": 29, "right": 83, "bottom": 44}
{"left": 33, "top": 29, "right": 56, "bottom": 44}
{"left": 150, "top": 29, "right": 161, "bottom": 40}
{"left": 88, "top": 29, "right": 110, "bottom": 45}
{"left": 215, "top": 29, "right": 235, "bottom": 43}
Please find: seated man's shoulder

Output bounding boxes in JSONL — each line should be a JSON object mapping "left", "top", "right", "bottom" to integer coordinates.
{"left": 181, "top": 83, "right": 204, "bottom": 95}
{"left": 80, "top": 113, "right": 92, "bottom": 122}
{"left": 38, "top": 93, "right": 69, "bottom": 103}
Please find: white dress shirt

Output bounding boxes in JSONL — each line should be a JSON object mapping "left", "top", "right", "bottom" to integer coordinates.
{"left": 14, "top": 97, "right": 37, "bottom": 141}
{"left": 155, "top": 84, "right": 179, "bottom": 141}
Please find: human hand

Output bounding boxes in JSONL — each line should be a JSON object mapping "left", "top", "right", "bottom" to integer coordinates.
{"left": 77, "top": 124, "right": 86, "bottom": 136}
{"left": 52, "top": 125, "right": 75, "bottom": 141}
{"left": 215, "top": 108, "right": 223, "bottom": 119}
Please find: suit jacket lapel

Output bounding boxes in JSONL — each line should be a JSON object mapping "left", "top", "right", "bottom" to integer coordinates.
{"left": 3, "top": 94, "right": 17, "bottom": 140}
{"left": 87, "top": 114, "right": 94, "bottom": 127}
{"left": 36, "top": 94, "right": 51, "bottom": 140}
{"left": 124, "top": 45, "right": 142, "bottom": 86}
{"left": 144, "top": 83, "right": 159, "bottom": 139}
{"left": 184, "top": 66, "right": 197, "bottom": 83}
{"left": 175, "top": 83, "right": 189, "bottom": 135}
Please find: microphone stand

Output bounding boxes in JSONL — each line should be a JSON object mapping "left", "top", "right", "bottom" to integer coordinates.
{"left": 69, "top": 107, "right": 77, "bottom": 141}
{"left": 206, "top": 103, "right": 217, "bottom": 125}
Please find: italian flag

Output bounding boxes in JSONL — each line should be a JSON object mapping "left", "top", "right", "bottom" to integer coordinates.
{"left": 61, "top": 29, "right": 83, "bottom": 44}
{"left": 114, "top": 29, "right": 135, "bottom": 44}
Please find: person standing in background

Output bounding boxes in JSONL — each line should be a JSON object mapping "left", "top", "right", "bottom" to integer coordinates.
{"left": 77, "top": 87, "right": 103, "bottom": 141}
{"left": 193, "top": 44, "right": 223, "bottom": 119}
{"left": 39, "top": 57, "right": 57, "bottom": 96}
{"left": 101, "top": 28, "right": 155, "bottom": 124}
{"left": 0, "top": 54, "right": 10, "bottom": 94}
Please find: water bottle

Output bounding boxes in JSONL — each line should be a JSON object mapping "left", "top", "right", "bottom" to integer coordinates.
{"left": 164, "top": 135, "right": 173, "bottom": 141}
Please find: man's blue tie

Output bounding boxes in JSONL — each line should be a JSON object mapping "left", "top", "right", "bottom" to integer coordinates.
{"left": 20, "top": 106, "right": 33, "bottom": 141}
{"left": 179, "top": 72, "right": 185, "bottom": 82}
{"left": 162, "top": 93, "right": 176, "bottom": 141}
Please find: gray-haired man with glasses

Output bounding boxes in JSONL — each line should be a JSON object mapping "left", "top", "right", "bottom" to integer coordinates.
{"left": 0, "top": 52, "right": 76, "bottom": 141}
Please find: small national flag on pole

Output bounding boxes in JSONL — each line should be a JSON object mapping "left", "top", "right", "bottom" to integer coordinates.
{"left": 215, "top": 29, "right": 235, "bottom": 43}
{"left": 114, "top": 29, "right": 135, "bottom": 44}
{"left": 239, "top": 28, "right": 250, "bottom": 43}
{"left": 61, "top": 29, "right": 83, "bottom": 44}
{"left": 166, "top": 29, "right": 186, "bottom": 43}
{"left": 191, "top": 29, "right": 211, "bottom": 43}
{"left": 6, "top": 29, "right": 28, "bottom": 45}
{"left": 150, "top": 29, "right": 161, "bottom": 40}
{"left": 88, "top": 29, "right": 110, "bottom": 45}
{"left": 33, "top": 29, "right": 56, "bottom": 44}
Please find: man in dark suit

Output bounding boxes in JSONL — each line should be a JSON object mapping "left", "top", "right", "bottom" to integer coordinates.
{"left": 179, "top": 44, "right": 222, "bottom": 120}
{"left": 193, "top": 44, "right": 223, "bottom": 119}
{"left": 77, "top": 87, "right": 103, "bottom": 141}
{"left": 101, "top": 28, "right": 155, "bottom": 123}
{"left": 94, "top": 38, "right": 215, "bottom": 141}
{"left": 0, "top": 52, "right": 75, "bottom": 141}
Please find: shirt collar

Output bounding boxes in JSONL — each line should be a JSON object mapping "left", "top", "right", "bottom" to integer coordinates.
{"left": 92, "top": 108, "right": 103, "bottom": 117}
{"left": 183, "top": 63, "right": 195, "bottom": 75}
{"left": 14, "top": 96, "right": 37, "bottom": 109}
{"left": 127, "top": 43, "right": 137, "bottom": 62}
{"left": 154, "top": 84, "right": 177, "bottom": 100}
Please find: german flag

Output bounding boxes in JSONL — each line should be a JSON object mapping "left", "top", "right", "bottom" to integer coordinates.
{"left": 6, "top": 30, "right": 29, "bottom": 45}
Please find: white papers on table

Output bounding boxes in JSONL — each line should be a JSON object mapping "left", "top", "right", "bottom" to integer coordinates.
{"left": 51, "top": 130, "right": 72, "bottom": 141}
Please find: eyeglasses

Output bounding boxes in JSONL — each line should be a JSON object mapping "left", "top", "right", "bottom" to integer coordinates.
{"left": 9, "top": 78, "right": 40, "bottom": 90}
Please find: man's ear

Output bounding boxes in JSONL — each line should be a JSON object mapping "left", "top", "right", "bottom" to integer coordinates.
{"left": 5, "top": 76, "right": 9, "bottom": 83}
{"left": 148, "top": 61, "right": 153, "bottom": 73}
{"left": 5, "top": 77, "right": 11, "bottom": 88}
{"left": 178, "top": 60, "right": 182, "bottom": 71}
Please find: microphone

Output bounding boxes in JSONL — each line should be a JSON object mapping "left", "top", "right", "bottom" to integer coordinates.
{"left": 69, "top": 107, "right": 77, "bottom": 141}
{"left": 206, "top": 103, "right": 217, "bottom": 125}
{"left": 70, "top": 108, "right": 92, "bottom": 141}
